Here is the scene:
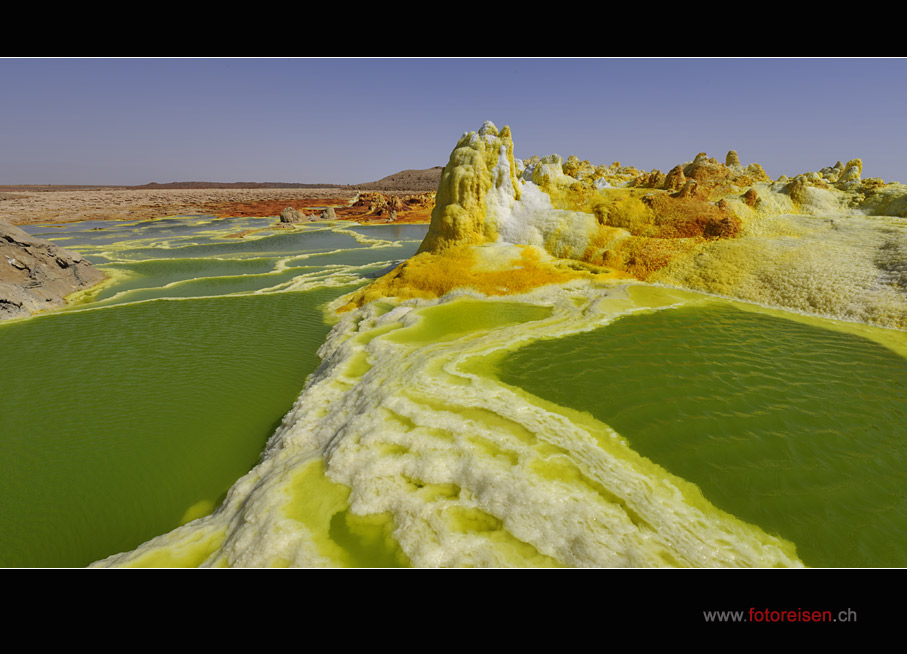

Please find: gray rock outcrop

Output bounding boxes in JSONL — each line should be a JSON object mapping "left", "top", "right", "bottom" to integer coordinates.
{"left": 279, "top": 207, "right": 308, "bottom": 223}
{"left": 0, "top": 221, "right": 106, "bottom": 321}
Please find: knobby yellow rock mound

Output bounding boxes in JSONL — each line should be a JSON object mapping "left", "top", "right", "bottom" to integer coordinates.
{"left": 340, "top": 121, "right": 907, "bottom": 323}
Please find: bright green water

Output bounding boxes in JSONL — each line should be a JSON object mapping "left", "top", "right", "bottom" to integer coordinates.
{"left": 385, "top": 298, "right": 553, "bottom": 345}
{"left": 11, "top": 216, "right": 905, "bottom": 568}
{"left": 2, "top": 217, "right": 426, "bottom": 567}
{"left": 0, "top": 291, "right": 342, "bottom": 567}
{"left": 499, "top": 304, "right": 907, "bottom": 567}
{"left": 90, "top": 258, "right": 279, "bottom": 302}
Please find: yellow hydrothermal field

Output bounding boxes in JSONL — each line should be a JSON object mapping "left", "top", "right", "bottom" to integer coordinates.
{"left": 83, "top": 122, "right": 907, "bottom": 568}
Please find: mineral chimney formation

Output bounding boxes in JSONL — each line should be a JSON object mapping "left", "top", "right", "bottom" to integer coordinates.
{"left": 418, "top": 121, "right": 521, "bottom": 254}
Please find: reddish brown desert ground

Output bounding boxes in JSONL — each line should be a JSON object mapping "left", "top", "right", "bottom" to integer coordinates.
{"left": 0, "top": 167, "right": 442, "bottom": 226}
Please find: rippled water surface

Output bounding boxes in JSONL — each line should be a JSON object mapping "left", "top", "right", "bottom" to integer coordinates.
{"left": 499, "top": 304, "right": 907, "bottom": 567}
{"left": 1, "top": 217, "right": 426, "bottom": 566}
{"left": 5, "top": 215, "right": 906, "bottom": 568}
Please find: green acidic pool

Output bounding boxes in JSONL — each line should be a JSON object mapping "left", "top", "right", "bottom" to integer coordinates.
{"left": 385, "top": 297, "right": 553, "bottom": 345}
{"left": 0, "top": 289, "right": 348, "bottom": 567}
{"left": 498, "top": 303, "right": 907, "bottom": 567}
{"left": 2, "top": 217, "right": 428, "bottom": 567}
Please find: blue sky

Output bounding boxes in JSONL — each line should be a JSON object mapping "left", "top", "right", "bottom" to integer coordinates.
{"left": 2, "top": 58, "right": 905, "bottom": 185}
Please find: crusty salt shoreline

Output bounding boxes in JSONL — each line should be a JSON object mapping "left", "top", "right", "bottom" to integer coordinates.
{"left": 0, "top": 180, "right": 437, "bottom": 320}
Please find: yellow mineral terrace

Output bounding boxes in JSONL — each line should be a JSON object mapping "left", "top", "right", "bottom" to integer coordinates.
{"left": 343, "top": 121, "right": 907, "bottom": 329}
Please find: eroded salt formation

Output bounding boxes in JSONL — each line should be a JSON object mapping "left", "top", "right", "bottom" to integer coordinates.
{"left": 346, "top": 121, "right": 907, "bottom": 329}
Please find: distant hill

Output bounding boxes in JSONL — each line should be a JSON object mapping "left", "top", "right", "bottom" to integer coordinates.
{"left": 126, "top": 168, "right": 444, "bottom": 192}
{"left": 354, "top": 167, "right": 444, "bottom": 192}
{"left": 1, "top": 167, "right": 446, "bottom": 193}
{"left": 129, "top": 181, "right": 347, "bottom": 190}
